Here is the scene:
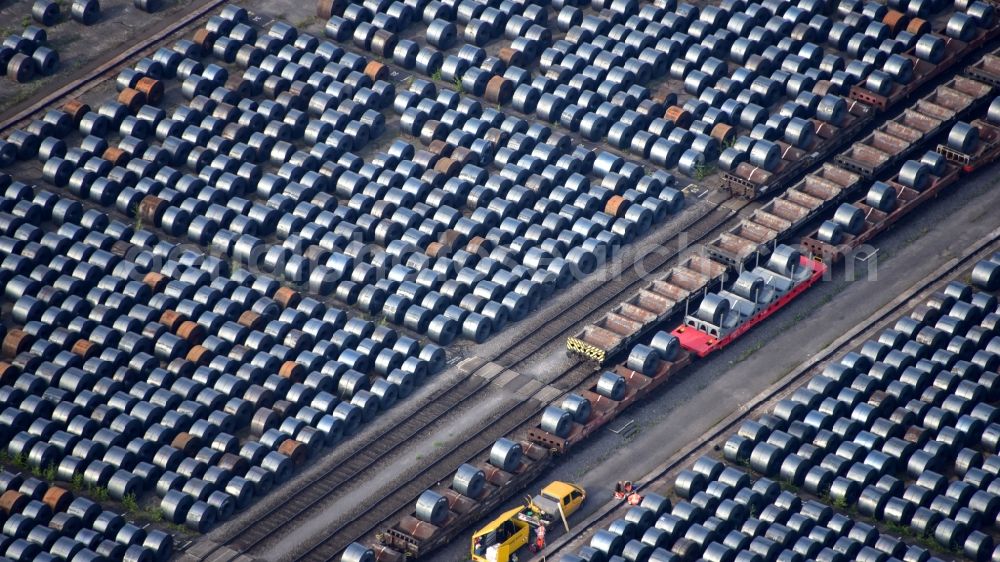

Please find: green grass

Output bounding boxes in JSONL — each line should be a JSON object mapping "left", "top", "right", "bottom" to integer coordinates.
{"left": 453, "top": 76, "right": 464, "bottom": 93}
{"left": 432, "top": 69, "right": 442, "bottom": 81}
{"left": 122, "top": 493, "right": 139, "bottom": 512}
{"left": 693, "top": 163, "right": 716, "bottom": 180}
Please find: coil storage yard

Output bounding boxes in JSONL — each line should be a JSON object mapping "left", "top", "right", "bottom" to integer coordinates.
{"left": 1, "top": 0, "right": 1000, "bottom": 558}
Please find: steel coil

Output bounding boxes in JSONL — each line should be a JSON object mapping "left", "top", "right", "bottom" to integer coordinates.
{"left": 817, "top": 220, "right": 843, "bottom": 244}
{"left": 453, "top": 463, "right": 486, "bottom": 497}
{"left": 540, "top": 406, "right": 573, "bottom": 437}
{"left": 898, "top": 160, "right": 930, "bottom": 190}
{"left": 972, "top": 260, "right": 1000, "bottom": 290}
{"left": 833, "top": 204, "right": 863, "bottom": 234}
{"left": 627, "top": 344, "right": 660, "bottom": 375}
{"left": 342, "top": 543, "right": 375, "bottom": 562}
{"left": 597, "top": 371, "right": 626, "bottom": 400}
{"left": 948, "top": 122, "right": 980, "bottom": 154}
{"left": 561, "top": 394, "right": 591, "bottom": 423}
{"left": 946, "top": 13, "right": 976, "bottom": 41}
{"left": 490, "top": 438, "right": 522, "bottom": 472}
{"left": 33, "top": 0, "right": 60, "bottom": 25}
{"left": 866, "top": 181, "right": 897, "bottom": 212}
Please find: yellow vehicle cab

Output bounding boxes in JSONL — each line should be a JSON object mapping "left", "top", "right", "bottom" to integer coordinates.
{"left": 529, "top": 481, "right": 586, "bottom": 519}
{"left": 470, "top": 506, "right": 531, "bottom": 562}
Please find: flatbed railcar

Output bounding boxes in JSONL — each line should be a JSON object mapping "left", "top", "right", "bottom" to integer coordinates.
{"left": 723, "top": 19, "right": 1000, "bottom": 199}
{"left": 800, "top": 163, "right": 962, "bottom": 262}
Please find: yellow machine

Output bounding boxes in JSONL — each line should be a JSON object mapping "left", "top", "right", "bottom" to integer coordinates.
{"left": 471, "top": 482, "right": 586, "bottom": 562}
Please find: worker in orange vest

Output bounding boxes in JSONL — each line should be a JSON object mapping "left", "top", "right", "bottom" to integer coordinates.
{"left": 535, "top": 524, "right": 546, "bottom": 551}
{"left": 627, "top": 491, "right": 642, "bottom": 505}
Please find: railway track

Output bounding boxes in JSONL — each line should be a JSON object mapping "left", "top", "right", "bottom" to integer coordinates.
{"left": 207, "top": 196, "right": 748, "bottom": 560}
{"left": 0, "top": 0, "right": 233, "bottom": 135}
{"left": 541, "top": 226, "right": 1000, "bottom": 559}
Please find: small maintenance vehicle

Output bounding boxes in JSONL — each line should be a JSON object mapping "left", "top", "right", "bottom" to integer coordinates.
{"left": 470, "top": 481, "right": 586, "bottom": 562}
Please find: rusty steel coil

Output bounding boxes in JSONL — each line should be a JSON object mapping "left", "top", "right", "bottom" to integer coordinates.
{"left": 71, "top": 339, "right": 98, "bottom": 359}
{"left": 484, "top": 76, "right": 513, "bottom": 105}
{"left": 710, "top": 123, "right": 735, "bottom": 145}
{"left": 434, "top": 157, "right": 460, "bottom": 176}
{"left": 499, "top": 47, "right": 525, "bottom": 67}
{"left": 906, "top": 17, "right": 930, "bottom": 34}
{"left": 364, "top": 60, "right": 388, "bottom": 82}
{"left": 2, "top": 329, "right": 32, "bottom": 358}
{"left": 177, "top": 321, "right": 206, "bottom": 344}
{"left": 187, "top": 344, "right": 212, "bottom": 364}
{"left": 101, "top": 146, "right": 128, "bottom": 166}
{"left": 117, "top": 87, "right": 146, "bottom": 113}
{"left": 160, "top": 310, "right": 186, "bottom": 332}
{"left": 135, "top": 77, "right": 164, "bottom": 105}
{"left": 316, "top": 0, "right": 346, "bottom": 18}
{"left": 882, "top": 10, "right": 908, "bottom": 33}
{"left": 278, "top": 439, "right": 307, "bottom": 465}
{"left": 605, "top": 195, "right": 629, "bottom": 217}
{"left": 143, "top": 271, "right": 168, "bottom": 292}
{"left": 279, "top": 361, "right": 305, "bottom": 382}
{"left": 139, "top": 194, "right": 168, "bottom": 226}
{"left": 274, "top": 286, "right": 301, "bottom": 308}
{"left": 192, "top": 28, "right": 216, "bottom": 51}
{"left": 62, "top": 99, "right": 90, "bottom": 125}
{"left": 664, "top": 105, "right": 692, "bottom": 128}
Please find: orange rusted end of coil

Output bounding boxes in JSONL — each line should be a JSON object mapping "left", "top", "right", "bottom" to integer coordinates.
{"left": 279, "top": 361, "right": 305, "bottom": 382}
{"left": 426, "top": 241, "right": 447, "bottom": 258}
{"left": 664, "top": 105, "right": 692, "bottom": 128}
{"left": 0, "top": 490, "right": 28, "bottom": 515}
{"left": 171, "top": 432, "right": 199, "bottom": 455}
{"left": 485, "top": 76, "right": 513, "bottom": 105}
{"left": 62, "top": 99, "right": 90, "bottom": 125}
{"left": 177, "top": 321, "right": 206, "bottom": 344}
{"left": 427, "top": 139, "right": 452, "bottom": 157}
{"left": 882, "top": 10, "right": 908, "bottom": 34}
{"left": 143, "top": 271, "right": 168, "bottom": 292}
{"left": 498, "top": 47, "right": 523, "bottom": 67}
{"left": 160, "top": 310, "right": 186, "bottom": 332}
{"left": 2, "top": 329, "right": 32, "bottom": 358}
{"left": 605, "top": 195, "right": 629, "bottom": 217}
{"left": 711, "top": 123, "right": 735, "bottom": 144}
{"left": 187, "top": 344, "right": 213, "bottom": 365}
{"left": 451, "top": 146, "right": 474, "bottom": 164}
{"left": 117, "top": 88, "right": 146, "bottom": 113}
{"left": 274, "top": 286, "right": 301, "bottom": 308}
{"left": 139, "top": 195, "right": 168, "bottom": 226}
{"left": 102, "top": 146, "right": 129, "bottom": 167}
{"left": 42, "top": 487, "right": 73, "bottom": 512}
{"left": 316, "top": 0, "right": 344, "bottom": 18}
{"left": 434, "top": 157, "right": 459, "bottom": 175}
{"left": 238, "top": 310, "right": 263, "bottom": 330}
{"left": 364, "top": 60, "right": 388, "bottom": 82}
{"left": 907, "top": 17, "right": 929, "bottom": 35}
{"left": 0, "top": 362, "right": 16, "bottom": 385}
{"left": 192, "top": 28, "right": 216, "bottom": 50}
{"left": 278, "top": 439, "right": 307, "bottom": 465}
{"left": 466, "top": 236, "right": 489, "bottom": 255}
{"left": 71, "top": 339, "right": 98, "bottom": 360}
{"left": 135, "top": 77, "right": 164, "bottom": 105}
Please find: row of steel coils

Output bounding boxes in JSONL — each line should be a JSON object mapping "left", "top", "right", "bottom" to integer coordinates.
{"left": 0, "top": 181, "right": 442, "bottom": 535}
{"left": 12, "top": 7, "right": 688, "bottom": 348}
{"left": 0, "top": 468, "right": 172, "bottom": 562}
{"left": 720, "top": 279, "right": 1000, "bottom": 559}
{"left": 569, "top": 276, "right": 1000, "bottom": 562}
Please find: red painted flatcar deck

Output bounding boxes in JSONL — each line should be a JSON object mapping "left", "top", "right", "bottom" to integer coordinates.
{"left": 671, "top": 257, "right": 827, "bottom": 358}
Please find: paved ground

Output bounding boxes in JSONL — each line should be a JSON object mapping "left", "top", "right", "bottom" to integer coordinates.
{"left": 432, "top": 163, "right": 1000, "bottom": 561}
